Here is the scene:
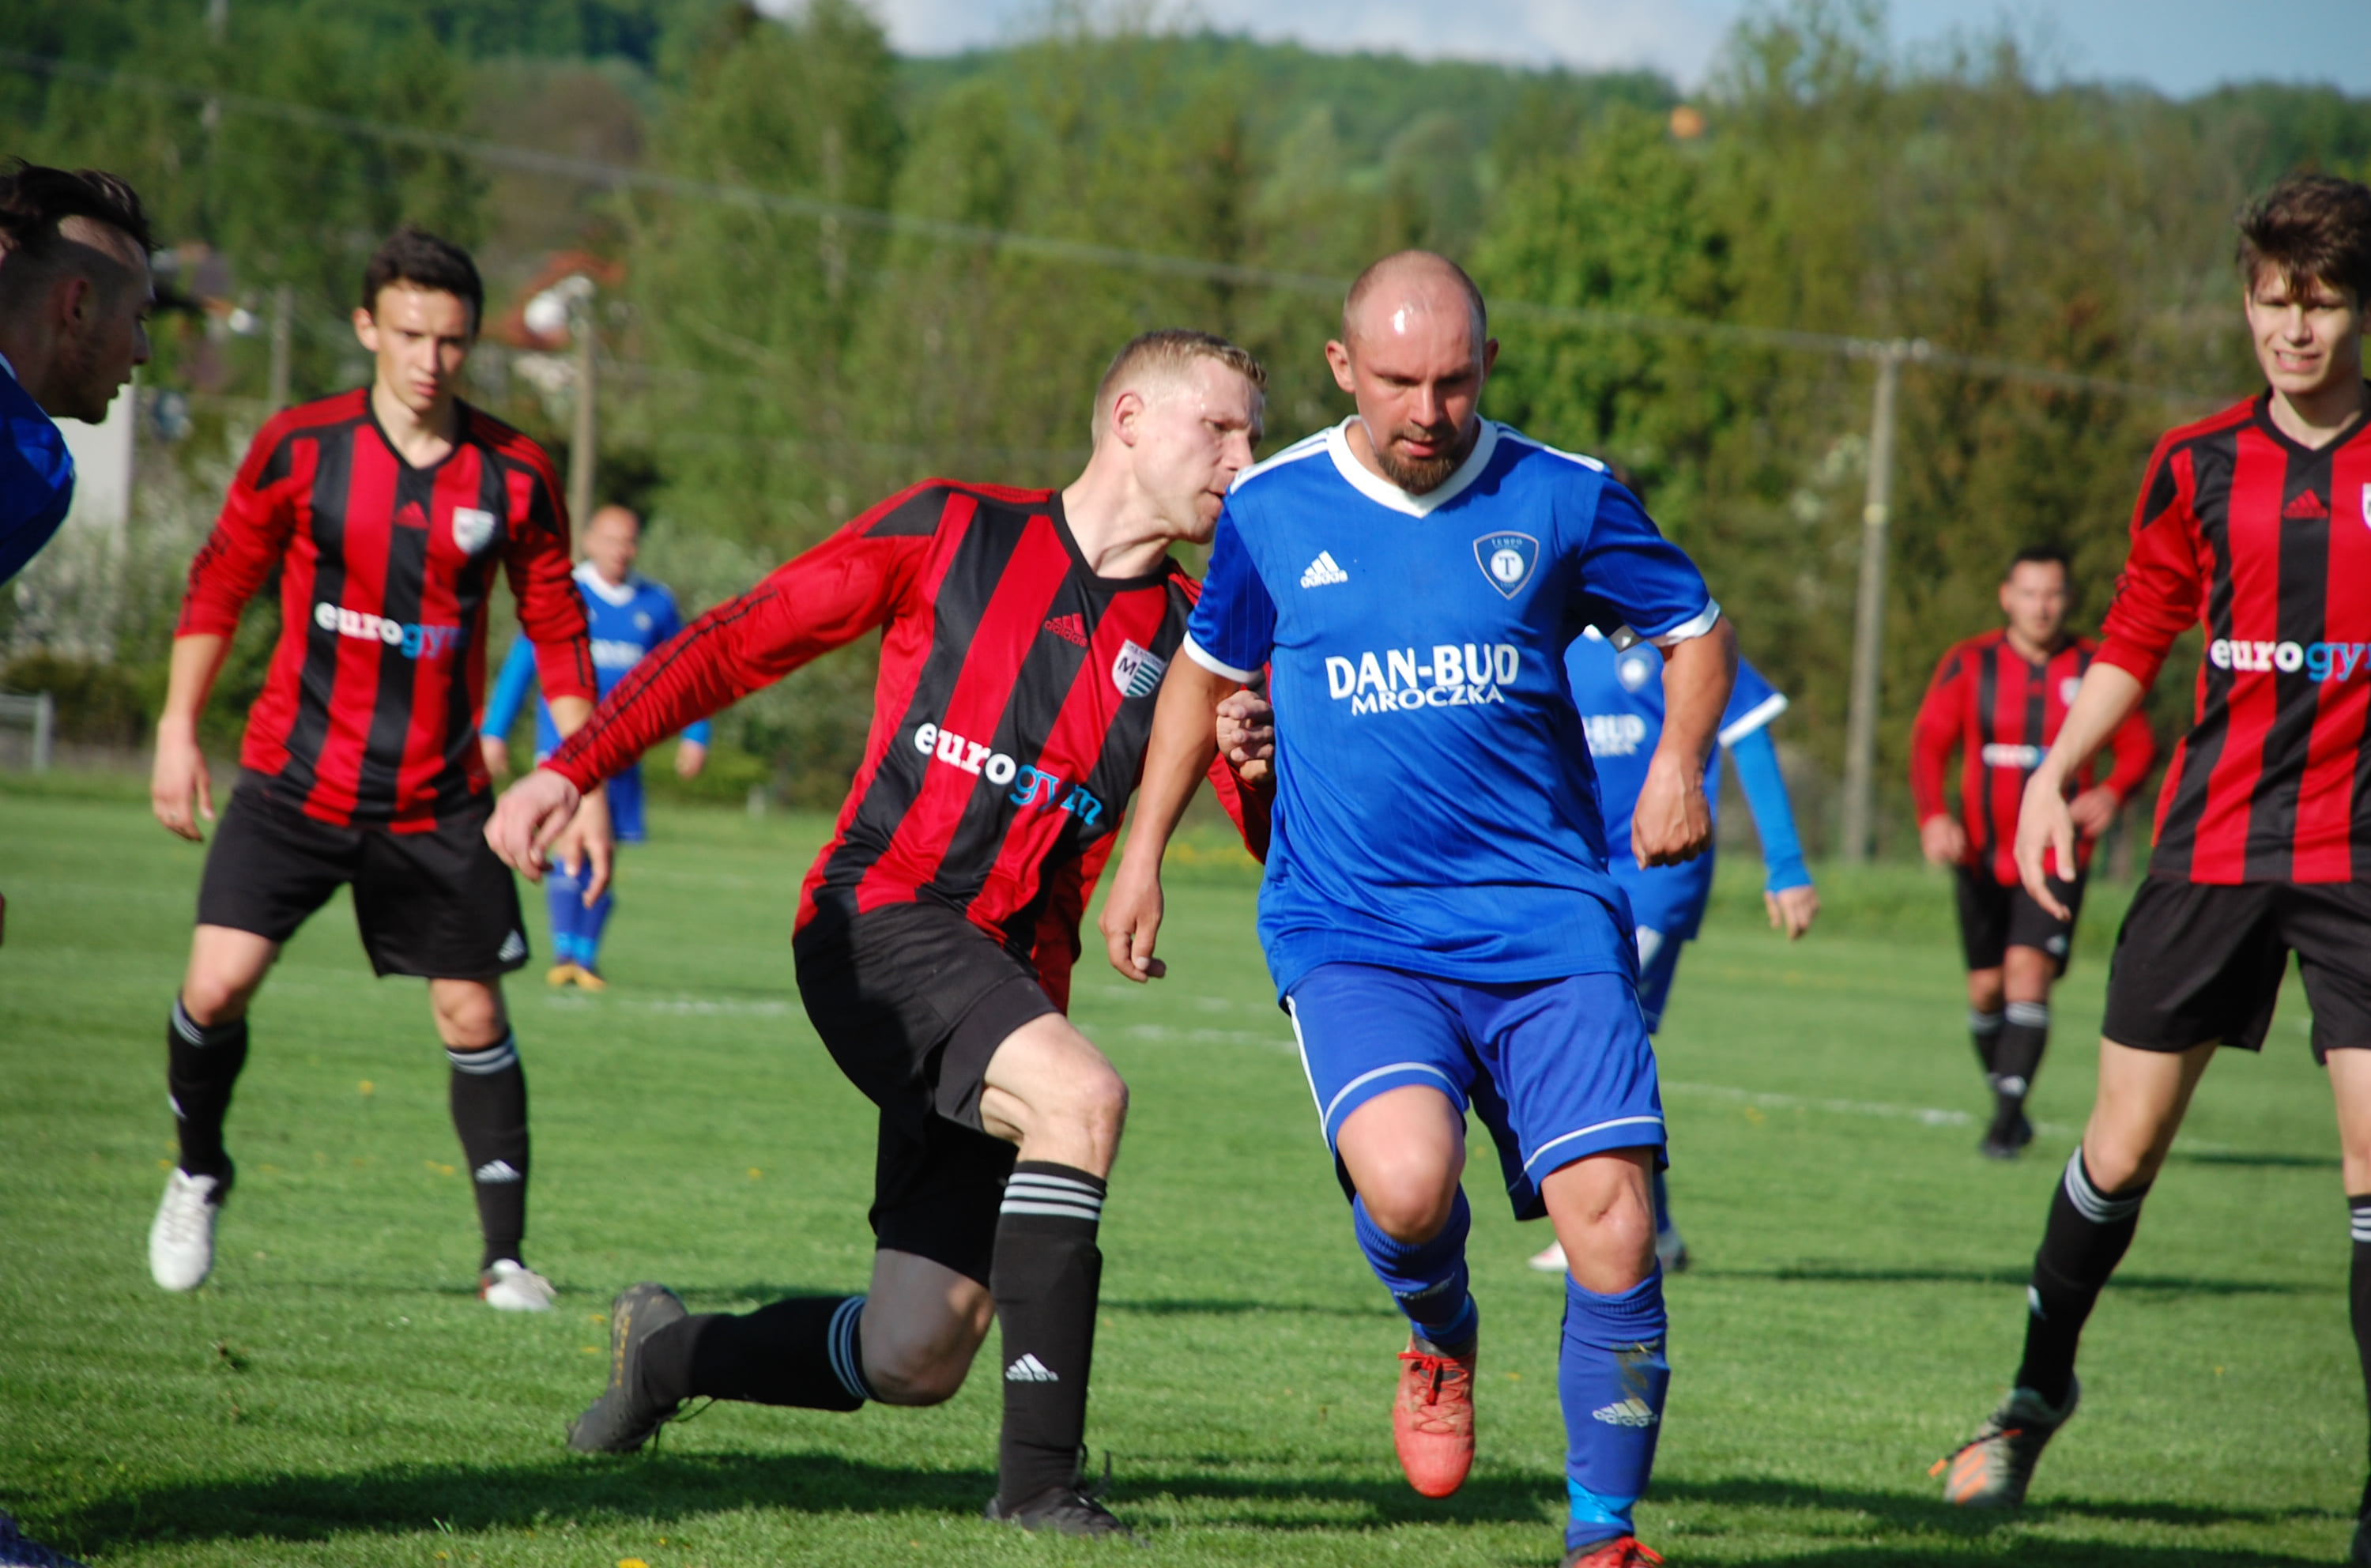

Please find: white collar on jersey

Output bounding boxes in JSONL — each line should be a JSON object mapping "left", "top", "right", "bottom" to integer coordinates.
{"left": 1322, "top": 416, "right": 1502, "bottom": 518}
{"left": 573, "top": 558, "right": 641, "bottom": 607}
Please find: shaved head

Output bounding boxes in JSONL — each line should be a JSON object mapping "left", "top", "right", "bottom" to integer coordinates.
{"left": 1340, "top": 251, "right": 1488, "bottom": 362}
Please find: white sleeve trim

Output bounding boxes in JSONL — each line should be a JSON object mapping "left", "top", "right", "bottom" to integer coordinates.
{"left": 1181, "top": 632, "right": 1259, "bottom": 684}
{"left": 1645, "top": 599, "right": 1721, "bottom": 648}
{"left": 1716, "top": 691, "right": 1789, "bottom": 748}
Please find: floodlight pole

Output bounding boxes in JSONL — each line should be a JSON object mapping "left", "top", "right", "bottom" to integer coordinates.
{"left": 1840, "top": 339, "right": 1914, "bottom": 865}
{"left": 567, "top": 289, "right": 597, "bottom": 548}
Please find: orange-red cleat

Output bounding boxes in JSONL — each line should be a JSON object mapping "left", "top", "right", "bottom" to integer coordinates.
{"left": 1392, "top": 1340, "right": 1476, "bottom": 1497}
{"left": 1564, "top": 1535, "right": 1664, "bottom": 1568}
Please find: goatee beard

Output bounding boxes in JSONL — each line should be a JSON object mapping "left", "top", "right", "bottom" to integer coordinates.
{"left": 1371, "top": 427, "right": 1468, "bottom": 494}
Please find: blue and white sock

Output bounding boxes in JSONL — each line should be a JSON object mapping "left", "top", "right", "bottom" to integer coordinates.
{"left": 545, "top": 867, "right": 586, "bottom": 965}
{"left": 579, "top": 885, "right": 615, "bottom": 971}
{"left": 1352, "top": 1189, "right": 1477, "bottom": 1351}
{"left": 1560, "top": 1268, "right": 1668, "bottom": 1553}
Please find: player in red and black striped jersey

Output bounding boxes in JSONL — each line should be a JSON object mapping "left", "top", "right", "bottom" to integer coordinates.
{"left": 143, "top": 227, "right": 610, "bottom": 1316}
{"left": 492, "top": 331, "right": 1272, "bottom": 1537}
{"left": 1910, "top": 548, "right": 2156, "bottom": 1156}
{"left": 1937, "top": 175, "right": 2371, "bottom": 1532}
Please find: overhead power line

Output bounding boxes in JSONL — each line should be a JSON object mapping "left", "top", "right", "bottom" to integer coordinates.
{"left": 3, "top": 47, "right": 2207, "bottom": 405}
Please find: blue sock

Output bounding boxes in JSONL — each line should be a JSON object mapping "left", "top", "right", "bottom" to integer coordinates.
{"left": 1651, "top": 1168, "right": 1675, "bottom": 1238}
{"left": 579, "top": 887, "right": 614, "bottom": 972}
{"left": 545, "top": 869, "right": 586, "bottom": 965}
{"left": 1560, "top": 1269, "right": 1668, "bottom": 1552}
{"left": 1351, "top": 1189, "right": 1477, "bottom": 1351}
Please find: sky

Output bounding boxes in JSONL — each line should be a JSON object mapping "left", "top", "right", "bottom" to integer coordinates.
{"left": 858, "top": 0, "right": 2371, "bottom": 97}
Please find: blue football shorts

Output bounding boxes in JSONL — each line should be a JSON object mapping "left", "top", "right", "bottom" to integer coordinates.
{"left": 1610, "top": 855, "right": 1713, "bottom": 1034}
{"left": 1284, "top": 963, "right": 1665, "bottom": 1221}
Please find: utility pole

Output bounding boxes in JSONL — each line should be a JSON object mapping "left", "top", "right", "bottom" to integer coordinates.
{"left": 266, "top": 281, "right": 292, "bottom": 411}
{"left": 567, "top": 287, "right": 597, "bottom": 545}
{"left": 1840, "top": 339, "right": 1916, "bottom": 865}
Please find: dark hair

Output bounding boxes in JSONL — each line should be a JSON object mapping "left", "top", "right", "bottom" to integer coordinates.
{"left": 360, "top": 224, "right": 483, "bottom": 330}
{"left": 2236, "top": 173, "right": 2371, "bottom": 304}
{"left": 2004, "top": 545, "right": 2071, "bottom": 582}
{"left": 0, "top": 159, "right": 153, "bottom": 260}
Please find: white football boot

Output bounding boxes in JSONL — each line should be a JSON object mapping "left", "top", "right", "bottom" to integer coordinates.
{"left": 480, "top": 1258, "right": 557, "bottom": 1311}
{"left": 149, "top": 1170, "right": 223, "bottom": 1291}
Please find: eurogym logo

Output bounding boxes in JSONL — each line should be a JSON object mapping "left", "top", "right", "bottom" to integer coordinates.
{"left": 911, "top": 721, "right": 1106, "bottom": 827}
{"left": 2207, "top": 639, "right": 2371, "bottom": 681}
{"left": 313, "top": 602, "right": 463, "bottom": 661}
{"left": 1325, "top": 642, "right": 1522, "bottom": 716}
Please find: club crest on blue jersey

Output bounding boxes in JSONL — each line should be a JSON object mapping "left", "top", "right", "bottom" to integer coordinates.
{"left": 1112, "top": 639, "right": 1167, "bottom": 699}
{"left": 1472, "top": 531, "right": 1539, "bottom": 598}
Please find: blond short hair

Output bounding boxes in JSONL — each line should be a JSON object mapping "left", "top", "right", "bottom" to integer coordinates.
{"left": 1091, "top": 329, "right": 1267, "bottom": 445}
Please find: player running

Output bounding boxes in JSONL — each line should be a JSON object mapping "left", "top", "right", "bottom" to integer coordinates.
{"left": 147, "top": 225, "right": 608, "bottom": 1312}
{"left": 480, "top": 502, "right": 710, "bottom": 989}
{"left": 485, "top": 330, "right": 1269, "bottom": 1538}
{"left": 1103, "top": 251, "right": 1733, "bottom": 1568}
{"left": 1911, "top": 548, "right": 2155, "bottom": 1158}
{"left": 1934, "top": 175, "right": 2371, "bottom": 1543}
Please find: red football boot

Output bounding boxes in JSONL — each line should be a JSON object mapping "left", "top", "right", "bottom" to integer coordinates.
{"left": 1392, "top": 1340, "right": 1477, "bottom": 1497}
{"left": 1564, "top": 1536, "right": 1664, "bottom": 1568}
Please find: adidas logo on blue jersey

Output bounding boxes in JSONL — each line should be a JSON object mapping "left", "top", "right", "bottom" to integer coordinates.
{"left": 1299, "top": 551, "right": 1349, "bottom": 588}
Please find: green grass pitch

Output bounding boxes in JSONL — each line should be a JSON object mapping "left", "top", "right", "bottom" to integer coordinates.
{"left": 1, "top": 773, "right": 2361, "bottom": 1566}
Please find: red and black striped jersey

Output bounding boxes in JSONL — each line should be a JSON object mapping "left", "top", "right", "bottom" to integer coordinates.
{"left": 2098, "top": 391, "right": 2371, "bottom": 883}
{"left": 1910, "top": 630, "right": 2157, "bottom": 885}
{"left": 178, "top": 390, "right": 594, "bottom": 828}
{"left": 545, "top": 479, "right": 1267, "bottom": 1008}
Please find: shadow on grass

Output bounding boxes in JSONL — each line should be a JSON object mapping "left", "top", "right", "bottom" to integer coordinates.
{"left": 1698, "top": 1265, "right": 2318, "bottom": 1296}
{"left": 47, "top": 1454, "right": 2343, "bottom": 1559}
{"left": 2171, "top": 1149, "right": 2340, "bottom": 1170}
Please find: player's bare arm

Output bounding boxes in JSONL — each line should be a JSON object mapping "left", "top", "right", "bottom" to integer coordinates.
{"left": 153, "top": 632, "right": 232, "bottom": 841}
{"left": 2015, "top": 662, "right": 2146, "bottom": 918}
{"left": 542, "top": 693, "right": 613, "bottom": 903}
{"left": 1101, "top": 655, "right": 1235, "bottom": 982}
{"left": 1631, "top": 618, "right": 1736, "bottom": 867}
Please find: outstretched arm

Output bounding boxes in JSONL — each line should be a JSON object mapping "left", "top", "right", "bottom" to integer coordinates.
{"left": 1100, "top": 656, "right": 1235, "bottom": 982}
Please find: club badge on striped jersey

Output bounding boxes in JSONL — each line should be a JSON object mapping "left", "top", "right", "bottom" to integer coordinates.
{"left": 451, "top": 506, "right": 498, "bottom": 555}
{"left": 1472, "top": 530, "right": 1539, "bottom": 598}
{"left": 1112, "top": 639, "right": 1167, "bottom": 699}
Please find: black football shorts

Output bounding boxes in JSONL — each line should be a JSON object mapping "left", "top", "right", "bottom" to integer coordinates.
{"left": 2101, "top": 876, "right": 2371, "bottom": 1063}
{"left": 196, "top": 771, "right": 528, "bottom": 979}
{"left": 1954, "top": 865, "right": 2086, "bottom": 976}
{"left": 793, "top": 900, "right": 1059, "bottom": 1287}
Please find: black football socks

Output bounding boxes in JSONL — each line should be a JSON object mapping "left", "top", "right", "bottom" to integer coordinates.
{"left": 1968, "top": 1006, "right": 2004, "bottom": 1081}
{"left": 2014, "top": 1146, "right": 2151, "bottom": 1408}
{"left": 639, "top": 1295, "right": 873, "bottom": 1412}
{"left": 167, "top": 999, "right": 247, "bottom": 1185}
{"left": 1988, "top": 1001, "right": 2049, "bottom": 1137}
{"left": 992, "top": 1162, "right": 1109, "bottom": 1509}
{"left": 2351, "top": 1197, "right": 2371, "bottom": 1475}
{"left": 447, "top": 1033, "right": 530, "bottom": 1271}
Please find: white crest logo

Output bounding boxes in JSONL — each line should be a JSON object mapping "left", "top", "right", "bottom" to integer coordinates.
{"left": 1112, "top": 639, "right": 1167, "bottom": 699}
{"left": 2061, "top": 677, "right": 2082, "bottom": 705}
{"left": 451, "top": 507, "right": 497, "bottom": 555}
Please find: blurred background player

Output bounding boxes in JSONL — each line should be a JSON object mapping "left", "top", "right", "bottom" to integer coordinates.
{"left": 1936, "top": 174, "right": 2371, "bottom": 1537}
{"left": 1107, "top": 252, "right": 1732, "bottom": 1568}
{"left": 481, "top": 502, "right": 709, "bottom": 989}
{"left": 146, "top": 224, "right": 607, "bottom": 1312}
{"left": 1911, "top": 547, "right": 2155, "bottom": 1158}
{"left": 487, "top": 330, "right": 1268, "bottom": 1539}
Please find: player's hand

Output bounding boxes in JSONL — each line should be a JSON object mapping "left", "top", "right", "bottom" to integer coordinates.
{"left": 2015, "top": 765, "right": 2079, "bottom": 920}
{"left": 2068, "top": 783, "right": 2119, "bottom": 840}
{"left": 1631, "top": 749, "right": 1712, "bottom": 867}
{"left": 485, "top": 767, "right": 583, "bottom": 884}
{"left": 675, "top": 738, "right": 708, "bottom": 780}
{"left": 555, "top": 785, "right": 614, "bottom": 906}
{"left": 151, "top": 718, "right": 215, "bottom": 842}
{"left": 1099, "top": 855, "right": 1168, "bottom": 982}
{"left": 1918, "top": 814, "right": 1968, "bottom": 867}
{"left": 1766, "top": 884, "right": 1819, "bottom": 940}
{"left": 479, "top": 734, "right": 511, "bottom": 781}
{"left": 1216, "top": 686, "right": 1274, "bottom": 788}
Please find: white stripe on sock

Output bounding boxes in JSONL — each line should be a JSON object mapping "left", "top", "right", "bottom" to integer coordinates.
{"left": 2062, "top": 1148, "right": 2143, "bottom": 1224}
{"left": 999, "top": 1199, "right": 1106, "bottom": 1222}
{"left": 447, "top": 1035, "right": 519, "bottom": 1075}
{"left": 827, "top": 1295, "right": 872, "bottom": 1403}
{"left": 2006, "top": 1001, "right": 2051, "bottom": 1028}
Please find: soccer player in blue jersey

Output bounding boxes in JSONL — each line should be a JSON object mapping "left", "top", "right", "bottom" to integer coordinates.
{"left": 1103, "top": 251, "right": 1734, "bottom": 1568}
{"left": 480, "top": 503, "right": 707, "bottom": 988}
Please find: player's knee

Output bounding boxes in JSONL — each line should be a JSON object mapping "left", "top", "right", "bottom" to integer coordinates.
{"left": 1359, "top": 1166, "right": 1460, "bottom": 1242}
{"left": 861, "top": 1326, "right": 979, "bottom": 1407}
{"left": 179, "top": 974, "right": 258, "bottom": 1027}
{"left": 1048, "top": 1062, "right": 1129, "bottom": 1159}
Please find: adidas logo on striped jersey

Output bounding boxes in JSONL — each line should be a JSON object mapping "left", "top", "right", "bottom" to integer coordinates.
{"left": 1043, "top": 612, "right": 1088, "bottom": 646}
{"left": 1299, "top": 550, "right": 1349, "bottom": 588}
{"left": 1591, "top": 1396, "right": 1658, "bottom": 1427}
{"left": 1005, "top": 1353, "right": 1060, "bottom": 1382}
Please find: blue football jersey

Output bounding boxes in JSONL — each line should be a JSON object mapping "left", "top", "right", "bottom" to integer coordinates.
{"left": 1185, "top": 418, "right": 1718, "bottom": 995}
{"left": 483, "top": 562, "right": 711, "bottom": 758}
{"left": 1566, "top": 629, "right": 1785, "bottom": 855}
{"left": 0, "top": 357, "right": 74, "bottom": 586}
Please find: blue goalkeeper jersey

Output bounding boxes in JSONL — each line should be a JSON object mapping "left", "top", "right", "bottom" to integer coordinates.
{"left": 1183, "top": 417, "right": 1718, "bottom": 996}
{"left": 483, "top": 562, "right": 711, "bottom": 759}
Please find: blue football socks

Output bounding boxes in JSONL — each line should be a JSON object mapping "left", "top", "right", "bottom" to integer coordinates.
{"left": 545, "top": 864, "right": 613, "bottom": 971}
{"left": 1559, "top": 1268, "right": 1668, "bottom": 1552}
{"left": 1351, "top": 1189, "right": 1478, "bottom": 1351}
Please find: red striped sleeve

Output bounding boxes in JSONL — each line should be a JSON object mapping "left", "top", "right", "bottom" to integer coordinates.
{"left": 1909, "top": 643, "right": 1968, "bottom": 825}
{"left": 178, "top": 401, "right": 344, "bottom": 636}
{"left": 2097, "top": 403, "right": 2252, "bottom": 688}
